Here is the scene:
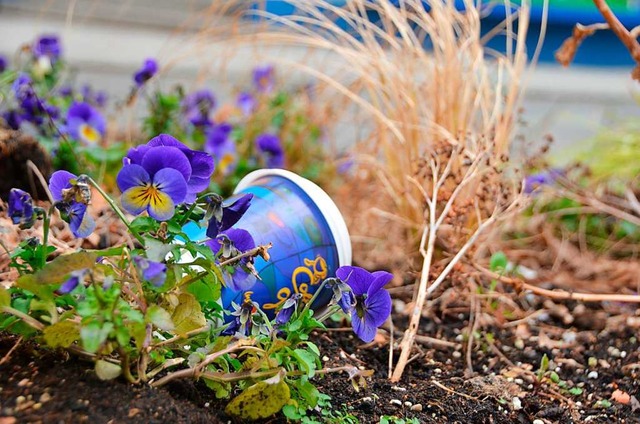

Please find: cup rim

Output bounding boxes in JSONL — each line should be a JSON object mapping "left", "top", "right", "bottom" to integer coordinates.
{"left": 234, "top": 168, "right": 352, "bottom": 267}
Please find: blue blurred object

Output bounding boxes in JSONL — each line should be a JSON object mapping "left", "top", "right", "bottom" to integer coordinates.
{"left": 253, "top": 0, "right": 639, "bottom": 66}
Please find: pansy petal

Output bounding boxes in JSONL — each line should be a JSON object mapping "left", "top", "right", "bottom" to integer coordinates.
{"left": 49, "top": 170, "right": 76, "bottom": 202}
{"left": 147, "top": 190, "right": 176, "bottom": 221}
{"left": 224, "top": 228, "right": 256, "bottom": 252}
{"left": 69, "top": 203, "right": 95, "bottom": 238}
{"left": 224, "top": 267, "right": 257, "bottom": 292}
{"left": 364, "top": 289, "right": 392, "bottom": 327}
{"left": 141, "top": 146, "right": 192, "bottom": 182}
{"left": 220, "top": 194, "right": 253, "bottom": 231}
{"left": 147, "top": 133, "right": 183, "bottom": 149}
{"left": 351, "top": 312, "right": 377, "bottom": 343}
{"left": 152, "top": 167, "right": 188, "bottom": 205}
{"left": 124, "top": 144, "right": 150, "bottom": 166}
{"left": 121, "top": 186, "right": 152, "bottom": 216}
{"left": 116, "top": 164, "right": 150, "bottom": 192}
{"left": 184, "top": 151, "right": 214, "bottom": 189}
{"left": 367, "top": 270, "right": 393, "bottom": 296}
{"left": 336, "top": 266, "right": 371, "bottom": 296}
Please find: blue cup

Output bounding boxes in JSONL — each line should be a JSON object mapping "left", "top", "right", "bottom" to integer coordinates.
{"left": 184, "top": 169, "right": 351, "bottom": 317}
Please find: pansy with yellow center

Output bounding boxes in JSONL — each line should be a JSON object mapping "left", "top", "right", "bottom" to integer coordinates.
{"left": 117, "top": 146, "right": 191, "bottom": 221}
{"left": 66, "top": 102, "right": 106, "bottom": 145}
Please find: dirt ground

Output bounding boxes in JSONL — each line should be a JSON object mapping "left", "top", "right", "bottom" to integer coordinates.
{"left": 2, "top": 300, "right": 639, "bottom": 424}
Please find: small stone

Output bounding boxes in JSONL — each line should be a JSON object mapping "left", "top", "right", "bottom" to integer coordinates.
{"left": 390, "top": 399, "right": 402, "bottom": 407}
{"left": 411, "top": 404, "right": 423, "bottom": 412}
{"left": 15, "top": 396, "right": 26, "bottom": 405}
{"left": 620, "top": 351, "right": 627, "bottom": 358}
{"left": 404, "top": 401, "right": 412, "bottom": 407}
{"left": 391, "top": 386, "right": 407, "bottom": 392}
{"left": 608, "top": 347, "right": 621, "bottom": 358}
{"left": 17, "top": 379, "right": 30, "bottom": 388}
{"left": 434, "top": 368, "right": 442, "bottom": 374}
{"left": 204, "top": 402, "right": 210, "bottom": 408}
{"left": 128, "top": 408, "right": 141, "bottom": 418}
{"left": 361, "top": 396, "right": 373, "bottom": 403}
{"left": 39, "top": 393, "right": 51, "bottom": 403}
{"left": 512, "top": 397, "right": 522, "bottom": 410}
{"left": 322, "top": 356, "right": 329, "bottom": 362}
{"left": 452, "top": 351, "right": 461, "bottom": 359}
{"left": 587, "top": 371, "right": 598, "bottom": 379}
{"left": 514, "top": 339, "right": 525, "bottom": 350}
{"left": 32, "top": 403, "right": 42, "bottom": 410}
{"left": 514, "top": 378, "right": 524, "bottom": 385}
{"left": 588, "top": 357, "right": 597, "bottom": 368}
{"left": 533, "top": 420, "right": 545, "bottom": 424}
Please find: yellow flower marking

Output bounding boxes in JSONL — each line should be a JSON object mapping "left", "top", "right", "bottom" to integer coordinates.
{"left": 79, "top": 124, "right": 101, "bottom": 144}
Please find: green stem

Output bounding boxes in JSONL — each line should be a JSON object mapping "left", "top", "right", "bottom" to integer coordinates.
{"left": 178, "top": 202, "right": 199, "bottom": 226}
{"left": 85, "top": 176, "right": 145, "bottom": 246}
{"left": 299, "top": 278, "right": 330, "bottom": 319}
{"left": 1, "top": 306, "right": 45, "bottom": 331}
{"left": 40, "top": 206, "right": 54, "bottom": 269}
{"left": 313, "top": 304, "right": 342, "bottom": 323}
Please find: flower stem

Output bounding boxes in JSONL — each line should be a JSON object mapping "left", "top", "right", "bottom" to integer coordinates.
{"left": 85, "top": 175, "right": 145, "bottom": 246}
{"left": 40, "top": 206, "right": 54, "bottom": 269}
{"left": 299, "top": 278, "right": 329, "bottom": 319}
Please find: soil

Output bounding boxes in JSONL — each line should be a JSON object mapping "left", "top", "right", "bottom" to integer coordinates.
{"left": 2, "top": 303, "right": 639, "bottom": 424}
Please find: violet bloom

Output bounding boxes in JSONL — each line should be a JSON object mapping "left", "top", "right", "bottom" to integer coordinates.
{"left": 133, "top": 256, "right": 167, "bottom": 287}
{"left": 32, "top": 35, "right": 62, "bottom": 62}
{"left": 524, "top": 169, "right": 563, "bottom": 194}
{"left": 205, "top": 228, "right": 257, "bottom": 292}
{"left": 0, "top": 55, "right": 7, "bottom": 73}
{"left": 335, "top": 266, "right": 392, "bottom": 343}
{"left": 2, "top": 110, "right": 22, "bottom": 130}
{"left": 205, "top": 193, "right": 253, "bottom": 239}
{"left": 236, "top": 92, "right": 256, "bottom": 116}
{"left": 59, "top": 270, "right": 87, "bottom": 294}
{"left": 253, "top": 64, "right": 275, "bottom": 93}
{"left": 133, "top": 58, "right": 158, "bottom": 87}
{"left": 205, "top": 123, "right": 237, "bottom": 176}
{"left": 49, "top": 171, "right": 96, "bottom": 238}
{"left": 255, "top": 133, "right": 284, "bottom": 168}
{"left": 66, "top": 102, "right": 106, "bottom": 145}
{"left": 124, "top": 134, "right": 214, "bottom": 203}
{"left": 182, "top": 89, "right": 216, "bottom": 127}
{"left": 117, "top": 153, "right": 188, "bottom": 221}
{"left": 326, "top": 278, "right": 356, "bottom": 314}
{"left": 8, "top": 188, "right": 35, "bottom": 228}
{"left": 275, "top": 293, "right": 302, "bottom": 326}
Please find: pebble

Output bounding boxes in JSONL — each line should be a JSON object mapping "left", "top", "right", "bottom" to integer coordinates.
{"left": 204, "top": 402, "right": 210, "bottom": 408}
{"left": 39, "top": 393, "right": 52, "bottom": 403}
{"left": 17, "top": 379, "right": 30, "bottom": 388}
{"left": 391, "top": 386, "right": 407, "bottom": 392}
{"left": 15, "top": 396, "right": 26, "bottom": 405}
{"left": 512, "top": 397, "right": 522, "bottom": 411}
{"left": 434, "top": 368, "right": 442, "bottom": 374}
{"left": 361, "top": 396, "right": 373, "bottom": 403}
{"left": 514, "top": 378, "right": 524, "bottom": 385}
{"left": 608, "top": 347, "right": 621, "bottom": 358}
{"left": 587, "top": 371, "right": 598, "bottom": 379}
{"left": 452, "top": 351, "right": 461, "bottom": 359}
{"left": 533, "top": 420, "right": 545, "bottom": 424}
{"left": 322, "top": 356, "right": 329, "bottom": 362}
{"left": 411, "top": 404, "right": 423, "bottom": 412}
{"left": 404, "top": 401, "right": 412, "bottom": 407}
{"left": 390, "top": 399, "right": 402, "bottom": 407}
{"left": 514, "top": 339, "right": 525, "bottom": 350}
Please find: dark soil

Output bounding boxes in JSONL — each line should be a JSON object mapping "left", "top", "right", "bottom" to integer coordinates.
{"left": 1, "top": 305, "right": 640, "bottom": 424}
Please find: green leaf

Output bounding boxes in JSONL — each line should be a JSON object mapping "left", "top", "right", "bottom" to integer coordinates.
{"left": 146, "top": 305, "right": 175, "bottom": 331}
{"left": 292, "top": 348, "right": 318, "bottom": 378}
{"left": 489, "top": 251, "right": 508, "bottom": 272}
{"left": 81, "top": 321, "right": 113, "bottom": 353}
{"left": 94, "top": 359, "right": 122, "bottom": 380}
{"left": 0, "top": 286, "right": 10, "bottom": 307}
{"left": 187, "top": 275, "right": 221, "bottom": 304}
{"left": 225, "top": 369, "right": 291, "bottom": 420}
{"left": 15, "top": 275, "right": 55, "bottom": 302}
{"left": 42, "top": 320, "right": 80, "bottom": 348}
{"left": 569, "top": 387, "right": 583, "bottom": 396}
{"left": 171, "top": 293, "right": 206, "bottom": 337}
{"left": 36, "top": 251, "right": 98, "bottom": 284}
{"left": 130, "top": 217, "right": 160, "bottom": 233}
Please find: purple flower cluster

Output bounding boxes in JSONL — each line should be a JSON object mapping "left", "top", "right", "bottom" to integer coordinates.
{"left": 334, "top": 266, "right": 392, "bottom": 343}
{"left": 118, "top": 134, "right": 214, "bottom": 220}
{"left": 48, "top": 171, "right": 96, "bottom": 238}
{"left": 205, "top": 123, "right": 237, "bottom": 175}
{"left": 32, "top": 35, "right": 62, "bottom": 63}
{"left": 5, "top": 73, "right": 59, "bottom": 129}
{"left": 255, "top": 133, "right": 284, "bottom": 168}
{"left": 524, "top": 168, "right": 563, "bottom": 194}
{"left": 182, "top": 89, "right": 216, "bottom": 127}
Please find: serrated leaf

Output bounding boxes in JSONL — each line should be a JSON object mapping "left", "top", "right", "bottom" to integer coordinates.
{"left": 42, "top": 320, "right": 80, "bottom": 348}
{"left": 95, "top": 359, "right": 121, "bottom": 380}
{"left": 225, "top": 369, "right": 290, "bottom": 420}
{"left": 171, "top": 293, "right": 205, "bottom": 337}
{"left": 146, "top": 304, "right": 174, "bottom": 331}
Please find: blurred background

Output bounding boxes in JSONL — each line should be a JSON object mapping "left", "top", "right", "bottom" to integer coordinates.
{"left": 1, "top": 0, "right": 639, "bottom": 156}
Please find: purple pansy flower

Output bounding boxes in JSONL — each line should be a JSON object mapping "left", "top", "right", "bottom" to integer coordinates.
{"left": 205, "top": 228, "right": 257, "bottom": 292}
{"left": 11, "top": 73, "right": 57, "bottom": 126}
{"left": 336, "top": 266, "right": 392, "bottom": 343}
{"left": 255, "top": 133, "right": 284, "bottom": 168}
{"left": 326, "top": 278, "right": 356, "bottom": 314}
{"left": 275, "top": 293, "right": 302, "bottom": 326}
{"left": 125, "top": 134, "right": 214, "bottom": 203}
{"left": 205, "top": 193, "right": 253, "bottom": 239}
{"left": 8, "top": 188, "right": 35, "bottom": 228}
{"left": 0, "top": 55, "right": 7, "bottom": 73}
{"left": 49, "top": 171, "right": 95, "bottom": 238}
{"left": 59, "top": 270, "right": 87, "bottom": 294}
{"left": 222, "top": 300, "right": 257, "bottom": 337}
{"left": 2, "top": 110, "right": 22, "bottom": 130}
{"left": 205, "top": 123, "right": 237, "bottom": 176}
{"left": 134, "top": 58, "right": 158, "bottom": 87}
{"left": 32, "top": 35, "right": 62, "bottom": 62}
{"left": 253, "top": 64, "right": 275, "bottom": 93}
{"left": 524, "top": 168, "right": 563, "bottom": 194}
{"left": 133, "top": 256, "right": 167, "bottom": 287}
{"left": 182, "top": 89, "right": 216, "bottom": 127}
{"left": 80, "top": 85, "right": 108, "bottom": 108}
{"left": 236, "top": 92, "right": 256, "bottom": 116}
{"left": 65, "top": 102, "right": 106, "bottom": 145}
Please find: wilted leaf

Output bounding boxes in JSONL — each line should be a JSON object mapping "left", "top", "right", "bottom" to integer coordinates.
{"left": 171, "top": 293, "right": 206, "bottom": 337}
{"left": 146, "top": 305, "right": 174, "bottom": 332}
{"left": 225, "top": 369, "right": 290, "bottom": 420}
{"left": 35, "top": 251, "right": 98, "bottom": 284}
{"left": 42, "top": 320, "right": 80, "bottom": 348}
{"left": 0, "top": 286, "right": 10, "bottom": 307}
{"left": 95, "top": 359, "right": 122, "bottom": 380}
{"left": 146, "top": 238, "right": 174, "bottom": 262}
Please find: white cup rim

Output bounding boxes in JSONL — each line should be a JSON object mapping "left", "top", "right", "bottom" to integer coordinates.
{"left": 234, "top": 169, "right": 352, "bottom": 267}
